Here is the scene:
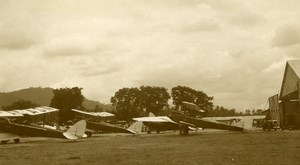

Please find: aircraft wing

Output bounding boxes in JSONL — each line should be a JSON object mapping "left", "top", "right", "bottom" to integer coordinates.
{"left": 203, "top": 116, "right": 242, "bottom": 122}
{"left": 182, "top": 101, "right": 205, "bottom": 113}
{"left": 0, "top": 111, "right": 23, "bottom": 117}
{"left": 133, "top": 116, "right": 180, "bottom": 133}
{"left": 169, "top": 113, "right": 243, "bottom": 132}
{"left": 132, "top": 116, "right": 177, "bottom": 123}
{"left": 72, "top": 109, "right": 115, "bottom": 117}
{"left": 8, "top": 106, "right": 59, "bottom": 116}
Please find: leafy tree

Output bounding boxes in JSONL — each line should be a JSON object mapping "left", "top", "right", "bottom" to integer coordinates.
{"left": 50, "top": 87, "right": 84, "bottom": 123}
{"left": 139, "top": 86, "right": 170, "bottom": 115}
{"left": 242, "top": 109, "right": 264, "bottom": 116}
{"left": 207, "top": 106, "right": 240, "bottom": 117}
{"left": 253, "top": 109, "right": 264, "bottom": 115}
{"left": 111, "top": 86, "right": 171, "bottom": 120}
{"left": 111, "top": 87, "right": 142, "bottom": 121}
{"left": 93, "top": 105, "right": 103, "bottom": 112}
{"left": 171, "top": 86, "right": 213, "bottom": 115}
{"left": 245, "top": 109, "right": 251, "bottom": 115}
{"left": 2, "top": 100, "right": 39, "bottom": 111}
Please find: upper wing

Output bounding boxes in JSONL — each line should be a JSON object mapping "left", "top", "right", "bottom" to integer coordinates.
{"left": 182, "top": 101, "right": 205, "bottom": 113}
{"left": 4, "top": 106, "right": 59, "bottom": 116}
{"left": 0, "top": 111, "right": 23, "bottom": 117}
{"left": 132, "top": 116, "right": 176, "bottom": 123}
{"left": 71, "top": 109, "right": 115, "bottom": 117}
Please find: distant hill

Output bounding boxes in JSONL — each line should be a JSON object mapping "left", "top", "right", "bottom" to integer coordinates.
{"left": 0, "top": 87, "right": 112, "bottom": 111}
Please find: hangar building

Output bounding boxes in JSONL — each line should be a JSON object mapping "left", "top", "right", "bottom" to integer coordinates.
{"left": 268, "top": 60, "right": 300, "bottom": 129}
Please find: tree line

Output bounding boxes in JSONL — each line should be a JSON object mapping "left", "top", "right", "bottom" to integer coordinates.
{"left": 2, "top": 86, "right": 264, "bottom": 123}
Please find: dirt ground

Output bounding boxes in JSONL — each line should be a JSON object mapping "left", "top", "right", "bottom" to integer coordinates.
{"left": 0, "top": 130, "right": 300, "bottom": 165}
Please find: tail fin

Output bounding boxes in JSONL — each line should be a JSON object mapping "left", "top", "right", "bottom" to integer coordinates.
{"left": 127, "top": 121, "right": 143, "bottom": 134}
{"left": 63, "top": 120, "right": 86, "bottom": 140}
{"left": 149, "top": 112, "right": 156, "bottom": 117}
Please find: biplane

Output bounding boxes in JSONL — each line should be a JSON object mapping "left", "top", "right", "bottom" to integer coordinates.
{"left": 0, "top": 106, "right": 86, "bottom": 144}
{"left": 71, "top": 109, "right": 142, "bottom": 134}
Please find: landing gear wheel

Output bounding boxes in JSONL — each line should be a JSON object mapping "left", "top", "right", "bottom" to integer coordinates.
{"left": 156, "top": 130, "right": 160, "bottom": 134}
{"left": 179, "top": 129, "right": 184, "bottom": 135}
{"left": 179, "top": 126, "right": 189, "bottom": 135}
{"left": 14, "top": 138, "right": 20, "bottom": 143}
{"left": 86, "top": 132, "right": 92, "bottom": 137}
{"left": 146, "top": 127, "right": 152, "bottom": 134}
{"left": 1, "top": 140, "right": 8, "bottom": 144}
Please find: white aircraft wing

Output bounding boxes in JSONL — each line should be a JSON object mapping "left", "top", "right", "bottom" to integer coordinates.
{"left": 71, "top": 109, "right": 115, "bottom": 117}
{"left": 92, "top": 112, "right": 115, "bottom": 117}
{"left": 0, "top": 111, "right": 23, "bottom": 117}
{"left": 34, "top": 106, "right": 59, "bottom": 114}
{"left": 9, "top": 106, "right": 59, "bottom": 116}
{"left": 182, "top": 101, "right": 205, "bottom": 112}
{"left": 71, "top": 109, "right": 91, "bottom": 115}
{"left": 132, "top": 116, "right": 177, "bottom": 123}
{"left": 10, "top": 109, "right": 37, "bottom": 115}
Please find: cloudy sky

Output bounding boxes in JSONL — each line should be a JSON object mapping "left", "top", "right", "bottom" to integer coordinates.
{"left": 1, "top": 0, "right": 299, "bottom": 111}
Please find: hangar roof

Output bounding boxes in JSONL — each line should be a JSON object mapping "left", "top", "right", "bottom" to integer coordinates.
{"left": 288, "top": 60, "right": 300, "bottom": 78}
{"left": 280, "top": 60, "right": 300, "bottom": 100}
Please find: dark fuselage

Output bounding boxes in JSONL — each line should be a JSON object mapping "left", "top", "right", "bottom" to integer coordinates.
{"left": 87, "top": 121, "right": 133, "bottom": 134}
{"left": 0, "top": 118, "right": 65, "bottom": 139}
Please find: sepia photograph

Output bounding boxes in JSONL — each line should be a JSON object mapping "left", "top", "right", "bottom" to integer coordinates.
{"left": 0, "top": 0, "right": 300, "bottom": 164}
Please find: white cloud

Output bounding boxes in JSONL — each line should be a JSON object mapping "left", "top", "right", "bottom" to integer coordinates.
{"left": 0, "top": 17, "right": 43, "bottom": 50}
{"left": 1, "top": 0, "right": 300, "bottom": 111}
{"left": 263, "top": 61, "right": 286, "bottom": 73}
{"left": 272, "top": 24, "right": 300, "bottom": 47}
{"left": 43, "top": 36, "right": 100, "bottom": 57}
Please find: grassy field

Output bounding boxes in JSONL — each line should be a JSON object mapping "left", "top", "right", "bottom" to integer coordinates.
{"left": 0, "top": 130, "right": 300, "bottom": 165}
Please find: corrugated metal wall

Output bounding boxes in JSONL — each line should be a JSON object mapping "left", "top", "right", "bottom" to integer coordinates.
{"left": 268, "top": 94, "right": 280, "bottom": 125}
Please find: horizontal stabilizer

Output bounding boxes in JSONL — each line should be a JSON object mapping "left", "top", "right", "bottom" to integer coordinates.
{"left": 127, "top": 121, "right": 143, "bottom": 134}
{"left": 63, "top": 132, "right": 78, "bottom": 140}
{"left": 149, "top": 112, "right": 156, "bottom": 117}
{"left": 63, "top": 120, "right": 86, "bottom": 140}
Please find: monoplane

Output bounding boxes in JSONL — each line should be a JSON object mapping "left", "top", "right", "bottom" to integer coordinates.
{"left": 133, "top": 102, "right": 243, "bottom": 135}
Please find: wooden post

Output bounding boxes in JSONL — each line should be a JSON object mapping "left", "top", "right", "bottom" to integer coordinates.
{"left": 298, "top": 81, "right": 300, "bottom": 107}
{"left": 43, "top": 114, "right": 45, "bottom": 127}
